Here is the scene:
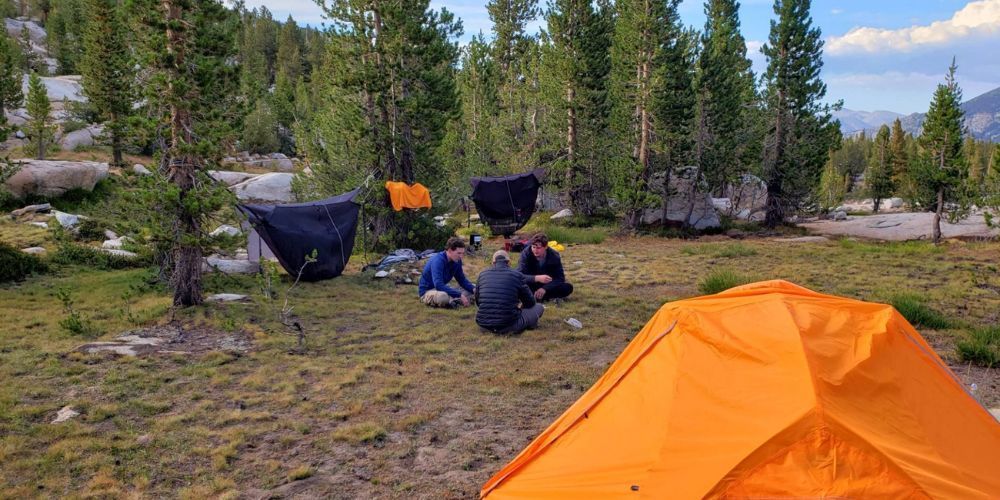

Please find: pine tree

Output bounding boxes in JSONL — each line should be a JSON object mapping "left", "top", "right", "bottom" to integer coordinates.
{"left": 25, "top": 72, "right": 52, "bottom": 159}
{"left": 889, "top": 118, "right": 908, "bottom": 185}
{"left": 866, "top": 124, "right": 894, "bottom": 212}
{"left": 915, "top": 60, "right": 966, "bottom": 244}
{"left": 760, "top": 0, "right": 837, "bottom": 227}
{"left": 18, "top": 24, "right": 40, "bottom": 73}
{"left": 984, "top": 143, "right": 1000, "bottom": 228}
{"left": 609, "top": 0, "right": 666, "bottom": 229}
{"left": 304, "top": 0, "right": 462, "bottom": 247}
{"left": 80, "top": 0, "right": 134, "bottom": 167}
{"left": 697, "top": 0, "right": 756, "bottom": 193}
{"left": 653, "top": 9, "right": 696, "bottom": 226}
{"left": 0, "top": 32, "right": 22, "bottom": 140}
{"left": 47, "top": 0, "right": 84, "bottom": 74}
{"left": 816, "top": 154, "right": 847, "bottom": 212}
{"left": 129, "top": 0, "right": 241, "bottom": 306}
{"left": 546, "top": 0, "right": 613, "bottom": 213}
{"left": 243, "top": 99, "right": 280, "bottom": 154}
{"left": 487, "top": 0, "right": 539, "bottom": 171}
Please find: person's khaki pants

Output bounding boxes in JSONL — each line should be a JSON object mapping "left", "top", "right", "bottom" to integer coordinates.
{"left": 421, "top": 290, "right": 453, "bottom": 307}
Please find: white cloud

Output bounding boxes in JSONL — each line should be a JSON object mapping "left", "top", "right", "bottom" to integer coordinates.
{"left": 831, "top": 8, "right": 844, "bottom": 15}
{"left": 827, "top": 0, "right": 1000, "bottom": 55}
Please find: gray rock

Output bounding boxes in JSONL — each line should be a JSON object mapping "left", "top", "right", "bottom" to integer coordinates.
{"left": 53, "top": 210, "right": 81, "bottom": 228}
{"left": 724, "top": 174, "right": 768, "bottom": 216}
{"left": 374, "top": 270, "right": 390, "bottom": 278}
{"left": 27, "top": 221, "right": 48, "bottom": 229}
{"left": 132, "top": 164, "right": 151, "bottom": 176}
{"left": 137, "top": 434, "right": 153, "bottom": 445}
{"left": 642, "top": 167, "right": 721, "bottom": 230}
{"left": 210, "top": 224, "right": 240, "bottom": 237}
{"left": 52, "top": 406, "right": 80, "bottom": 424}
{"left": 10, "top": 203, "right": 51, "bottom": 217}
{"left": 206, "top": 293, "right": 249, "bottom": 302}
{"left": 990, "top": 408, "right": 1000, "bottom": 421}
{"left": 101, "top": 248, "right": 138, "bottom": 258}
{"left": 14, "top": 130, "right": 25, "bottom": 139}
{"left": 268, "top": 152, "right": 288, "bottom": 160}
{"left": 550, "top": 208, "right": 573, "bottom": 220}
{"left": 3, "top": 160, "right": 109, "bottom": 199}
{"left": 832, "top": 211, "right": 848, "bottom": 221}
{"left": 21, "top": 246, "right": 46, "bottom": 254}
{"left": 204, "top": 255, "right": 259, "bottom": 274}
{"left": 883, "top": 197, "right": 904, "bottom": 210}
{"left": 101, "top": 239, "right": 123, "bottom": 250}
{"left": 208, "top": 170, "right": 258, "bottom": 186}
{"left": 104, "top": 230, "right": 118, "bottom": 240}
{"left": 231, "top": 172, "right": 295, "bottom": 203}
{"left": 776, "top": 236, "right": 829, "bottom": 243}
{"left": 58, "top": 125, "right": 103, "bottom": 151}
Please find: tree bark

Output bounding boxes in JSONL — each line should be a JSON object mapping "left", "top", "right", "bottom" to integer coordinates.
{"left": 933, "top": 187, "right": 943, "bottom": 244}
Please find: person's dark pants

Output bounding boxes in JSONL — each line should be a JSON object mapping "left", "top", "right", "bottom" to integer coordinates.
{"left": 482, "top": 303, "right": 545, "bottom": 335}
{"left": 528, "top": 281, "right": 574, "bottom": 300}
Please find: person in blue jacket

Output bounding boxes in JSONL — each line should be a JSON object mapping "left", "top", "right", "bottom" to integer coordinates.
{"left": 418, "top": 237, "right": 476, "bottom": 308}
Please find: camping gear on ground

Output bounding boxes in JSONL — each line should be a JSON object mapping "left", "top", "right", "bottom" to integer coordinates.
{"left": 547, "top": 240, "right": 565, "bottom": 252}
{"left": 469, "top": 233, "right": 483, "bottom": 251}
{"left": 470, "top": 169, "right": 544, "bottom": 237}
{"left": 481, "top": 280, "right": 1000, "bottom": 499}
{"left": 367, "top": 248, "right": 435, "bottom": 271}
{"left": 385, "top": 181, "right": 432, "bottom": 211}
{"left": 238, "top": 189, "right": 360, "bottom": 282}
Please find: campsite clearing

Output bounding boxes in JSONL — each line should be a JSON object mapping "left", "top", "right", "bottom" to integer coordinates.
{"left": 0, "top": 234, "right": 998, "bottom": 497}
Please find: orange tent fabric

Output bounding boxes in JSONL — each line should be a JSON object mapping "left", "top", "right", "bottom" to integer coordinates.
{"left": 385, "top": 181, "right": 432, "bottom": 211}
{"left": 481, "top": 280, "right": 1000, "bottom": 499}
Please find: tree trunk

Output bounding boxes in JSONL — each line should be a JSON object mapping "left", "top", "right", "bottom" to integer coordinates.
{"left": 110, "top": 112, "right": 123, "bottom": 168}
{"left": 933, "top": 188, "right": 943, "bottom": 244}
{"left": 36, "top": 134, "right": 44, "bottom": 160}
{"left": 566, "top": 84, "right": 576, "bottom": 207}
{"left": 764, "top": 90, "right": 787, "bottom": 228}
{"left": 164, "top": 0, "right": 202, "bottom": 307}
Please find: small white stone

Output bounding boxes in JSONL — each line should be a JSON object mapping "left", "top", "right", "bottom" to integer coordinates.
{"left": 21, "top": 246, "right": 46, "bottom": 254}
{"left": 28, "top": 221, "right": 48, "bottom": 229}
{"left": 207, "top": 293, "right": 249, "bottom": 303}
{"left": 52, "top": 406, "right": 80, "bottom": 424}
{"left": 374, "top": 270, "right": 389, "bottom": 278}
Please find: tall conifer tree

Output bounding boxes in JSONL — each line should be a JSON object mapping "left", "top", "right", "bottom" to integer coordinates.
{"left": 760, "top": 0, "right": 837, "bottom": 227}
{"left": 80, "top": 0, "right": 134, "bottom": 167}
{"left": 915, "top": 60, "right": 966, "bottom": 243}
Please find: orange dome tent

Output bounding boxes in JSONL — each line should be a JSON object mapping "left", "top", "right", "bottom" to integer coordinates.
{"left": 481, "top": 280, "right": 1000, "bottom": 499}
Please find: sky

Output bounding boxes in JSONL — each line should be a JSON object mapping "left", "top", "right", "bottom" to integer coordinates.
{"left": 241, "top": 0, "right": 1000, "bottom": 114}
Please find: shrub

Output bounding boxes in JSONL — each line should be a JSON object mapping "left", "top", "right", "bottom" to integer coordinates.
{"left": 74, "top": 218, "right": 108, "bottom": 241}
{"left": 56, "top": 287, "right": 100, "bottom": 338}
{"left": 51, "top": 242, "right": 149, "bottom": 270}
{"left": 956, "top": 326, "right": 1000, "bottom": 367}
{"left": 0, "top": 241, "right": 48, "bottom": 282}
{"left": 889, "top": 293, "right": 952, "bottom": 329}
{"left": 331, "top": 422, "right": 386, "bottom": 444}
{"left": 698, "top": 269, "right": 756, "bottom": 295}
{"left": 543, "top": 225, "right": 608, "bottom": 245}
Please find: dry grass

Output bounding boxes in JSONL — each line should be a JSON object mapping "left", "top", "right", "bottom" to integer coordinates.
{"left": 0, "top": 231, "right": 998, "bottom": 497}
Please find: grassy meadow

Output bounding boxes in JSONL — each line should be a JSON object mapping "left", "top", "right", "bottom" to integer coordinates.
{"left": 2, "top": 214, "right": 999, "bottom": 497}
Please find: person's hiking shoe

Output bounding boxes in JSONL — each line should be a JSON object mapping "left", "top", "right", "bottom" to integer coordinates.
{"left": 447, "top": 298, "right": 463, "bottom": 309}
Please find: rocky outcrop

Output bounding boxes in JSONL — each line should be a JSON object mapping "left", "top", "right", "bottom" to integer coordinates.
{"left": 231, "top": 172, "right": 295, "bottom": 203}
{"left": 209, "top": 170, "right": 258, "bottom": 186}
{"left": 3, "top": 160, "right": 109, "bottom": 199}
{"left": 58, "top": 125, "right": 104, "bottom": 151}
{"left": 222, "top": 152, "right": 296, "bottom": 172}
{"left": 641, "top": 167, "right": 721, "bottom": 230}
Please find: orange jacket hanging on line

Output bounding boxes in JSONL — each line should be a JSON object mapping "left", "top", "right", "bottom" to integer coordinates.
{"left": 385, "top": 181, "right": 432, "bottom": 211}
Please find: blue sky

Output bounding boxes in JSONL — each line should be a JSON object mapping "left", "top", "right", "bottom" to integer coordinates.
{"left": 243, "top": 0, "right": 1000, "bottom": 114}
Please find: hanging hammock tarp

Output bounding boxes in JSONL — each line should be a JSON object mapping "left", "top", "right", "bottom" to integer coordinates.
{"left": 385, "top": 181, "right": 433, "bottom": 211}
{"left": 238, "top": 189, "right": 360, "bottom": 282}
{"left": 470, "top": 169, "right": 544, "bottom": 237}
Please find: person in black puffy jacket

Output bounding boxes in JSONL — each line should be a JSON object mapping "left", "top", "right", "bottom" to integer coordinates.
{"left": 475, "top": 250, "right": 544, "bottom": 334}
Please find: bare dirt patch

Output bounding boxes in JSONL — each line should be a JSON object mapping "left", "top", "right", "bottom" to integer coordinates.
{"left": 77, "top": 322, "right": 253, "bottom": 357}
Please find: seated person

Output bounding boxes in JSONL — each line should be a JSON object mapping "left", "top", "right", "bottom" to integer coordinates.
{"left": 518, "top": 233, "right": 574, "bottom": 301}
{"left": 418, "top": 237, "right": 475, "bottom": 308}
{"left": 475, "top": 250, "right": 544, "bottom": 334}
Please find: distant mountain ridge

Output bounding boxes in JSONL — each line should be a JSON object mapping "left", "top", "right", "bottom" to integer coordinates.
{"left": 834, "top": 86, "right": 1000, "bottom": 142}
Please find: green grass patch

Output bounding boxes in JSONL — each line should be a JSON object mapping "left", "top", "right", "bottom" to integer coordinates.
{"left": 956, "top": 326, "right": 1000, "bottom": 367}
{"left": 287, "top": 465, "right": 313, "bottom": 481}
{"left": 698, "top": 268, "right": 757, "bottom": 295}
{"left": 838, "top": 239, "right": 944, "bottom": 256}
{"left": 681, "top": 243, "right": 757, "bottom": 258}
{"left": 51, "top": 242, "right": 150, "bottom": 270}
{"left": 889, "top": 293, "right": 953, "bottom": 329}
{"left": 331, "top": 422, "right": 386, "bottom": 444}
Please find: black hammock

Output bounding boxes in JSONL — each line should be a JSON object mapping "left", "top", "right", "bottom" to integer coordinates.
{"left": 238, "top": 189, "right": 361, "bottom": 282}
{"left": 470, "top": 169, "right": 545, "bottom": 237}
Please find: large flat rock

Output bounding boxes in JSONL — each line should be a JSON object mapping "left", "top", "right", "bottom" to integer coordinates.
{"left": 799, "top": 212, "right": 1000, "bottom": 241}
{"left": 4, "top": 159, "right": 109, "bottom": 199}
{"left": 230, "top": 172, "right": 294, "bottom": 203}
